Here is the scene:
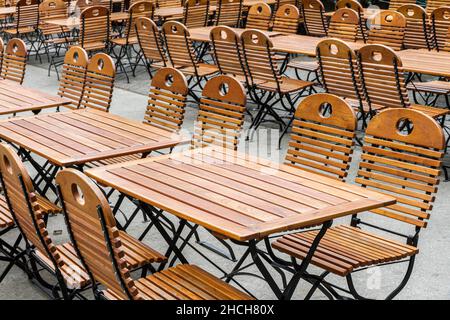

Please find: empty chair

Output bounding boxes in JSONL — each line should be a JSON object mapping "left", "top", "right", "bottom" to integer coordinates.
{"left": 273, "top": 108, "right": 445, "bottom": 300}
{"left": 426, "top": 0, "right": 449, "bottom": 15}
{"left": 0, "top": 38, "right": 27, "bottom": 84}
{"left": 284, "top": 93, "right": 357, "bottom": 181}
{"left": 162, "top": 21, "right": 219, "bottom": 100}
{"left": 430, "top": 7, "right": 450, "bottom": 51}
{"left": 183, "top": 0, "right": 210, "bottom": 28}
{"left": 367, "top": 10, "right": 406, "bottom": 51}
{"left": 55, "top": 168, "right": 252, "bottom": 300}
{"left": 79, "top": 53, "right": 116, "bottom": 111}
{"left": 245, "top": 2, "right": 272, "bottom": 30}
{"left": 272, "top": 4, "right": 300, "bottom": 34}
{"left": 4, "top": 0, "right": 39, "bottom": 40}
{"left": 300, "top": 0, "right": 327, "bottom": 37}
{"left": 388, "top": 0, "right": 416, "bottom": 10}
{"left": 57, "top": 46, "right": 89, "bottom": 109}
{"left": 134, "top": 17, "right": 168, "bottom": 78}
{"left": 335, "top": 0, "right": 366, "bottom": 41}
{"left": 79, "top": 5, "right": 110, "bottom": 53}
{"left": 358, "top": 44, "right": 450, "bottom": 120}
{"left": 214, "top": 0, "right": 242, "bottom": 27}
{"left": 397, "top": 4, "right": 432, "bottom": 50}
{"left": 192, "top": 75, "right": 247, "bottom": 150}
{"left": 327, "top": 8, "right": 359, "bottom": 42}
{"left": 210, "top": 26, "right": 247, "bottom": 83}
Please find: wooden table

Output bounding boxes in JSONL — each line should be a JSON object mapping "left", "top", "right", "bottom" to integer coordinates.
{"left": 398, "top": 49, "right": 450, "bottom": 78}
{"left": 324, "top": 8, "right": 380, "bottom": 19}
{"left": 0, "top": 79, "right": 70, "bottom": 116}
{"left": 85, "top": 147, "right": 395, "bottom": 298}
{"left": 0, "top": 7, "right": 15, "bottom": 15}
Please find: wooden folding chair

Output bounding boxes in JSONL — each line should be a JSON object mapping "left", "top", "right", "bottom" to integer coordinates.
{"left": 272, "top": 108, "right": 445, "bottom": 300}
{"left": 0, "top": 38, "right": 27, "bottom": 84}
{"left": 183, "top": 0, "right": 210, "bottom": 28}
{"left": 357, "top": 44, "right": 450, "bottom": 147}
{"left": 214, "top": 0, "right": 242, "bottom": 27}
{"left": 430, "top": 6, "right": 450, "bottom": 51}
{"left": 283, "top": 93, "right": 357, "bottom": 181}
{"left": 79, "top": 5, "right": 110, "bottom": 53}
{"left": 245, "top": 2, "right": 272, "bottom": 30}
{"left": 55, "top": 168, "right": 252, "bottom": 300}
{"left": 300, "top": 0, "right": 327, "bottom": 37}
{"left": 133, "top": 17, "right": 167, "bottom": 78}
{"left": 327, "top": 8, "right": 359, "bottom": 41}
{"left": 191, "top": 75, "right": 247, "bottom": 150}
{"left": 110, "top": 1, "right": 154, "bottom": 82}
{"left": 162, "top": 21, "right": 219, "bottom": 101}
{"left": 335, "top": 0, "right": 366, "bottom": 41}
{"left": 57, "top": 46, "right": 89, "bottom": 109}
{"left": 425, "top": 0, "right": 448, "bottom": 16}
{"left": 272, "top": 4, "right": 300, "bottom": 34}
{"left": 367, "top": 10, "right": 406, "bottom": 51}
{"left": 397, "top": 4, "right": 432, "bottom": 50}
{"left": 240, "top": 29, "right": 313, "bottom": 146}
{"left": 79, "top": 52, "right": 116, "bottom": 111}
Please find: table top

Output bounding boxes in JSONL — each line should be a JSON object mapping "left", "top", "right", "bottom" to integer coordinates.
{"left": 397, "top": 49, "right": 450, "bottom": 78}
{"left": 0, "top": 7, "right": 15, "bottom": 15}
{"left": 86, "top": 147, "right": 396, "bottom": 241}
{"left": 0, "top": 108, "right": 188, "bottom": 167}
{"left": 189, "top": 26, "right": 284, "bottom": 41}
{"left": 324, "top": 8, "right": 380, "bottom": 19}
{"left": 46, "top": 12, "right": 129, "bottom": 28}
{"left": 0, "top": 79, "right": 70, "bottom": 116}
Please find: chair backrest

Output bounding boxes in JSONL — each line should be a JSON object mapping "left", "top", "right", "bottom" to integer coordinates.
{"left": 15, "top": 0, "right": 40, "bottom": 30}
{"left": 163, "top": 21, "right": 198, "bottom": 70}
{"left": 210, "top": 25, "right": 247, "bottom": 80}
{"left": 79, "top": 53, "right": 115, "bottom": 112}
{"left": 367, "top": 10, "right": 406, "bottom": 51}
{"left": 39, "top": 0, "right": 68, "bottom": 36}
{"left": 56, "top": 169, "right": 139, "bottom": 300}
{"left": 275, "top": 0, "right": 297, "bottom": 11}
{"left": 80, "top": 5, "right": 110, "bottom": 51}
{"left": 285, "top": 93, "right": 357, "bottom": 181}
{"left": 357, "top": 108, "right": 445, "bottom": 231}
{"left": 245, "top": 3, "right": 272, "bottom": 30}
{"left": 158, "top": 0, "right": 181, "bottom": 7}
{"left": 272, "top": 4, "right": 300, "bottom": 34}
{"left": 300, "top": 0, "right": 327, "bottom": 37}
{"left": 426, "top": 0, "right": 449, "bottom": 15}
{"left": 0, "top": 143, "right": 60, "bottom": 276}
{"left": 58, "top": 46, "right": 89, "bottom": 109}
{"left": 388, "top": 0, "right": 415, "bottom": 10}
{"left": 316, "top": 38, "right": 364, "bottom": 106}
{"left": 328, "top": 8, "right": 359, "bottom": 42}
{"left": 397, "top": 4, "right": 431, "bottom": 50}
{"left": 215, "top": 0, "right": 242, "bottom": 27}
{"left": 431, "top": 7, "right": 450, "bottom": 51}
{"left": 335, "top": 0, "right": 362, "bottom": 11}
{"left": 1, "top": 38, "right": 27, "bottom": 84}
{"left": 183, "top": 0, "right": 209, "bottom": 28}
{"left": 241, "top": 29, "right": 280, "bottom": 87}
{"left": 135, "top": 17, "right": 167, "bottom": 65}
{"left": 358, "top": 44, "right": 410, "bottom": 109}
{"left": 144, "top": 67, "right": 188, "bottom": 132}
{"left": 124, "top": 1, "right": 154, "bottom": 41}
{"left": 192, "top": 75, "right": 246, "bottom": 150}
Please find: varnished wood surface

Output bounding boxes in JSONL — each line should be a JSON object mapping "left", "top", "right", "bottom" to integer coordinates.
{"left": 86, "top": 147, "right": 395, "bottom": 241}
{"left": 0, "top": 79, "right": 70, "bottom": 115}
{"left": 45, "top": 12, "right": 129, "bottom": 28}
{"left": 0, "top": 108, "right": 189, "bottom": 166}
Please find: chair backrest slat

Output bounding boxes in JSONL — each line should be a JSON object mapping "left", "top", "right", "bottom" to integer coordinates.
{"left": 328, "top": 8, "right": 359, "bottom": 42}
{"left": 300, "top": 0, "right": 327, "bottom": 37}
{"left": 285, "top": 93, "right": 357, "bottom": 181}
{"left": 357, "top": 108, "right": 445, "bottom": 228}
{"left": 192, "top": 75, "right": 246, "bottom": 150}
{"left": 397, "top": 4, "right": 431, "bottom": 50}
{"left": 215, "top": 0, "right": 242, "bottom": 27}
{"left": 1, "top": 38, "right": 27, "bottom": 84}
{"left": 245, "top": 3, "right": 272, "bottom": 30}
{"left": 79, "top": 53, "right": 116, "bottom": 111}
{"left": 272, "top": 4, "right": 300, "bottom": 34}
{"left": 367, "top": 10, "right": 406, "bottom": 51}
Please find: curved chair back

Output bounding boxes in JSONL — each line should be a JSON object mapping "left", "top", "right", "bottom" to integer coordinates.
{"left": 397, "top": 4, "right": 431, "bottom": 50}
{"left": 124, "top": 1, "right": 155, "bottom": 42}
{"left": 192, "top": 75, "right": 246, "bottom": 150}
{"left": 80, "top": 5, "right": 110, "bottom": 51}
{"left": 367, "top": 10, "right": 406, "bottom": 50}
{"left": 431, "top": 7, "right": 450, "bottom": 51}
{"left": 335, "top": 0, "right": 362, "bottom": 11}
{"left": 285, "top": 93, "right": 357, "bottom": 181}
{"left": 1, "top": 38, "right": 27, "bottom": 84}
{"left": 79, "top": 53, "right": 116, "bottom": 112}
{"left": 215, "top": 0, "right": 242, "bottom": 27}
{"left": 14, "top": 0, "right": 40, "bottom": 32}
{"left": 300, "top": 0, "right": 327, "bottom": 37}
{"left": 272, "top": 4, "right": 300, "bottom": 34}
{"left": 183, "top": 0, "right": 210, "bottom": 28}
{"left": 145, "top": 67, "right": 188, "bottom": 132}
{"left": 246, "top": 3, "right": 272, "bottom": 30}
{"left": 328, "top": 8, "right": 359, "bottom": 42}
{"left": 58, "top": 46, "right": 89, "bottom": 109}
{"left": 358, "top": 108, "right": 445, "bottom": 229}
{"left": 426, "top": 0, "right": 448, "bottom": 15}
{"left": 135, "top": 17, "right": 167, "bottom": 67}
{"left": 162, "top": 21, "right": 197, "bottom": 70}
{"left": 39, "top": 0, "right": 68, "bottom": 36}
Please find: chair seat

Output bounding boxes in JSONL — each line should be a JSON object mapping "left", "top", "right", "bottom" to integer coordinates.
{"left": 82, "top": 42, "right": 107, "bottom": 51}
{"left": 104, "top": 264, "right": 253, "bottom": 300}
{"left": 344, "top": 98, "right": 386, "bottom": 113}
{"left": 287, "top": 59, "right": 319, "bottom": 72}
{"left": 111, "top": 36, "right": 138, "bottom": 46}
{"left": 257, "top": 77, "right": 313, "bottom": 93}
{"left": 0, "top": 195, "right": 14, "bottom": 229}
{"left": 407, "top": 80, "right": 450, "bottom": 94}
{"left": 410, "top": 104, "right": 450, "bottom": 118}
{"left": 179, "top": 63, "right": 219, "bottom": 77}
{"left": 272, "top": 225, "right": 418, "bottom": 276}
{"left": 4, "top": 26, "right": 36, "bottom": 35}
